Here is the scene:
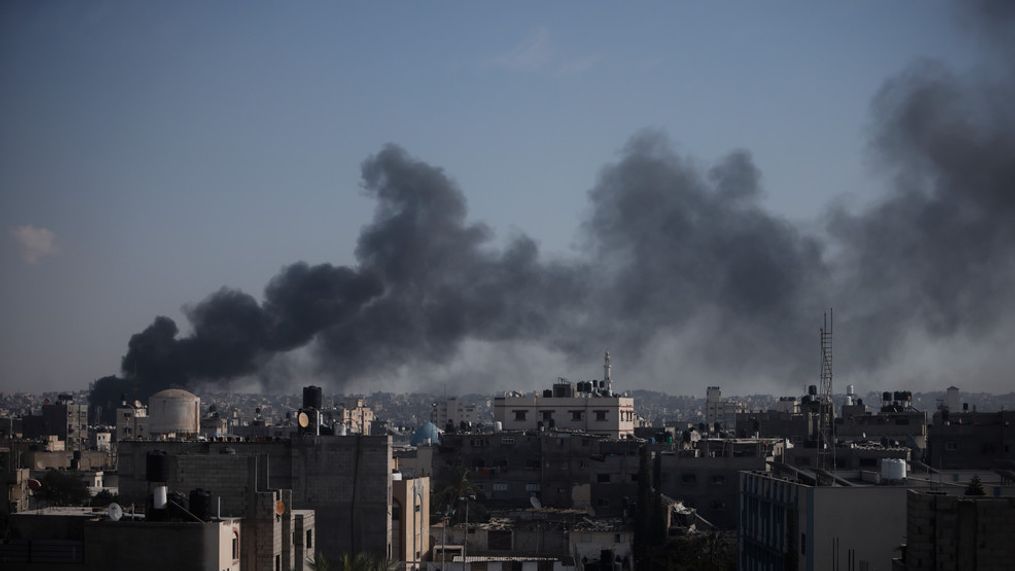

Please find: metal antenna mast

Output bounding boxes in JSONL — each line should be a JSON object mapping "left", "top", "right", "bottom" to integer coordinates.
{"left": 819, "top": 308, "right": 834, "bottom": 472}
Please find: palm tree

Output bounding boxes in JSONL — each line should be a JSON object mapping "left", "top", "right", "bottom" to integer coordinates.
{"left": 308, "top": 553, "right": 330, "bottom": 571}
{"left": 340, "top": 553, "right": 400, "bottom": 571}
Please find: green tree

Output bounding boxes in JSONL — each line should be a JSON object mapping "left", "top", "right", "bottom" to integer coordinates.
{"left": 90, "top": 489, "right": 119, "bottom": 507}
{"left": 965, "top": 474, "right": 987, "bottom": 496}
{"left": 36, "top": 470, "right": 90, "bottom": 506}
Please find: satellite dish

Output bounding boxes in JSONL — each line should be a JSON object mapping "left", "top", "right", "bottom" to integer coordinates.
{"left": 108, "top": 503, "right": 123, "bottom": 521}
{"left": 274, "top": 500, "right": 286, "bottom": 516}
{"left": 27, "top": 479, "right": 42, "bottom": 491}
{"left": 297, "top": 411, "right": 310, "bottom": 429}
{"left": 530, "top": 496, "right": 543, "bottom": 509}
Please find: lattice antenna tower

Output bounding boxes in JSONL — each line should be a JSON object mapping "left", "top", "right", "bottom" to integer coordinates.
{"left": 819, "top": 308, "right": 835, "bottom": 472}
{"left": 820, "top": 308, "right": 833, "bottom": 403}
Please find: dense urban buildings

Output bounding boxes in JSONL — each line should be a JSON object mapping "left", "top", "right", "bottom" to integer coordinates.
{"left": 3, "top": 379, "right": 1015, "bottom": 569}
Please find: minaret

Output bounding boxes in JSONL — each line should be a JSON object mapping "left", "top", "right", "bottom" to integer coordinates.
{"left": 603, "top": 351, "right": 613, "bottom": 394}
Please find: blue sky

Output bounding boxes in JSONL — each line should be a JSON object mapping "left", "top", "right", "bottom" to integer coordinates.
{"left": 0, "top": 1, "right": 980, "bottom": 392}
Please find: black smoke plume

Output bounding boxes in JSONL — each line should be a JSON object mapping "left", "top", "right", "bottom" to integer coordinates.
{"left": 91, "top": 2, "right": 1015, "bottom": 415}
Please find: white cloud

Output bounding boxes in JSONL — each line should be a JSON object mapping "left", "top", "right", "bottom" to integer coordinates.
{"left": 490, "top": 27, "right": 599, "bottom": 76}
{"left": 10, "top": 224, "right": 59, "bottom": 264}
{"left": 492, "top": 27, "right": 552, "bottom": 72}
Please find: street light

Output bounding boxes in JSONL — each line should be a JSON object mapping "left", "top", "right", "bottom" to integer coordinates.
{"left": 458, "top": 494, "right": 476, "bottom": 562}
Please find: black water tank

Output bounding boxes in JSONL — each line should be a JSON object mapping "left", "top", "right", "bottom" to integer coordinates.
{"left": 808, "top": 385, "right": 818, "bottom": 396}
{"left": 146, "top": 450, "right": 169, "bottom": 482}
{"left": 882, "top": 391, "right": 892, "bottom": 402}
{"left": 189, "top": 488, "right": 212, "bottom": 521}
{"left": 543, "top": 389, "right": 553, "bottom": 398}
{"left": 303, "top": 385, "right": 323, "bottom": 410}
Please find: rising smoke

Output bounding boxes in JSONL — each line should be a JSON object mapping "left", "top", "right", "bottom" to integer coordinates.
{"left": 90, "top": 2, "right": 1015, "bottom": 418}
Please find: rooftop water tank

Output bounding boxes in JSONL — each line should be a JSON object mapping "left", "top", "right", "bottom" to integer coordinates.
{"left": 149, "top": 388, "right": 201, "bottom": 435}
{"left": 302, "top": 385, "right": 323, "bottom": 410}
{"left": 881, "top": 458, "right": 907, "bottom": 481}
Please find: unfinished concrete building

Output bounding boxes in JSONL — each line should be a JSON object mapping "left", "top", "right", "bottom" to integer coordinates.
{"left": 895, "top": 490, "right": 1015, "bottom": 571}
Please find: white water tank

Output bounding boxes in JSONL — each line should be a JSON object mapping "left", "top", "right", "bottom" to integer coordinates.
{"left": 149, "top": 388, "right": 201, "bottom": 436}
{"left": 494, "top": 421, "right": 503, "bottom": 433}
{"left": 881, "top": 458, "right": 907, "bottom": 481}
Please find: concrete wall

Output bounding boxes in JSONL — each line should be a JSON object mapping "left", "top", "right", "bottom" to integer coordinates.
{"left": 22, "top": 450, "right": 113, "bottom": 471}
{"left": 660, "top": 453, "right": 765, "bottom": 529}
{"left": 393, "top": 477, "right": 430, "bottom": 568}
{"left": 118, "top": 434, "right": 392, "bottom": 561}
{"left": 804, "top": 486, "right": 908, "bottom": 571}
{"left": 84, "top": 520, "right": 233, "bottom": 571}
{"left": 902, "top": 491, "right": 1015, "bottom": 570}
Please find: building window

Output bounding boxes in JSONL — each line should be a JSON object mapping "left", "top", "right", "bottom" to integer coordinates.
{"left": 501, "top": 437, "right": 516, "bottom": 445}
{"left": 232, "top": 535, "right": 239, "bottom": 559}
{"left": 597, "top": 473, "right": 611, "bottom": 483}
{"left": 493, "top": 482, "right": 509, "bottom": 492}
{"left": 525, "top": 483, "right": 541, "bottom": 492}
{"left": 571, "top": 411, "right": 584, "bottom": 421}
{"left": 595, "top": 410, "right": 608, "bottom": 422}
{"left": 306, "top": 530, "right": 313, "bottom": 549}
{"left": 513, "top": 410, "right": 528, "bottom": 421}
{"left": 392, "top": 500, "right": 401, "bottom": 521}
{"left": 275, "top": 555, "right": 281, "bottom": 571}
{"left": 541, "top": 411, "right": 554, "bottom": 421}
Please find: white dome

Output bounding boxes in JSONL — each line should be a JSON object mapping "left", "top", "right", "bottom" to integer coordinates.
{"left": 149, "top": 388, "right": 200, "bottom": 435}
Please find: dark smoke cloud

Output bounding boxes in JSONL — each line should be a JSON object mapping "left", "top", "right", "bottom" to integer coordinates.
{"left": 91, "top": 2, "right": 1015, "bottom": 408}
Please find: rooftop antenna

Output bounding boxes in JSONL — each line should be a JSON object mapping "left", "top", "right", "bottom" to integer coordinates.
{"left": 819, "top": 308, "right": 835, "bottom": 473}
{"left": 604, "top": 351, "right": 613, "bottom": 394}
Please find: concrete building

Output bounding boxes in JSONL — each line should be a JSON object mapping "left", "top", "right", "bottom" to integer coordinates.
{"left": 739, "top": 471, "right": 908, "bottom": 571}
{"left": 432, "top": 508, "right": 629, "bottom": 570}
{"left": 21, "top": 449, "right": 113, "bottom": 471}
{"left": 433, "top": 430, "right": 641, "bottom": 516}
{"left": 90, "top": 431, "right": 111, "bottom": 452}
{"left": 895, "top": 490, "right": 1015, "bottom": 570}
{"left": 337, "top": 398, "right": 375, "bottom": 435}
{"left": 21, "top": 395, "right": 89, "bottom": 449}
{"left": 392, "top": 475, "right": 429, "bottom": 569}
{"left": 432, "top": 397, "right": 481, "bottom": 432}
{"left": 148, "top": 388, "right": 201, "bottom": 438}
{"left": 1, "top": 506, "right": 243, "bottom": 571}
{"left": 0, "top": 463, "right": 30, "bottom": 518}
{"left": 943, "top": 386, "right": 960, "bottom": 413}
{"left": 659, "top": 438, "right": 782, "bottom": 529}
{"left": 705, "top": 386, "right": 744, "bottom": 433}
{"left": 115, "top": 400, "right": 149, "bottom": 442}
{"left": 494, "top": 353, "right": 635, "bottom": 439}
{"left": 494, "top": 384, "right": 635, "bottom": 439}
{"left": 836, "top": 391, "right": 927, "bottom": 456}
{"left": 783, "top": 442, "right": 910, "bottom": 474}
{"left": 117, "top": 434, "right": 392, "bottom": 561}
{"left": 927, "top": 410, "right": 1015, "bottom": 470}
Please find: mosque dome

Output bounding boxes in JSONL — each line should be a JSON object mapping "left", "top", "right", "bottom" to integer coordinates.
{"left": 410, "top": 421, "right": 441, "bottom": 446}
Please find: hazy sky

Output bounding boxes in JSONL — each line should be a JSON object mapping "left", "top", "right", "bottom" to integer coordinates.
{"left": 0, "top": 1, "right": 989, "bottom": 393}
